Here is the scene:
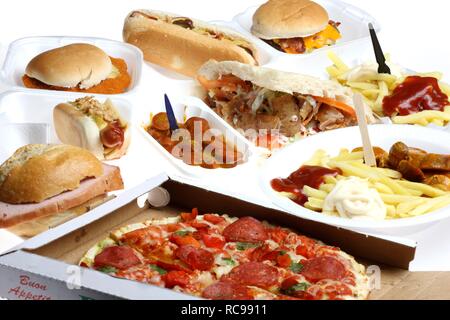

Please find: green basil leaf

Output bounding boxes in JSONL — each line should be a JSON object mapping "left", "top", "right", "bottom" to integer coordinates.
{"left": 221, "top": 258, "right": 236, "bottom": 266}
{"left": 98, "top": 266, "right": 117, "bottom": 274}
{"left": 236, "top": 242, "right": 260, "bottom": 251}
{"left": 173, "top": 230, "right": 190, "bottom": 237}
{"left": 283, "top": 282, "right": 310, "bottom": 295}
{"left": 290, "top": 262, "right": 304, "bottom": 273}
{"left": 149, "top": 264, "right": 167, "bottom": 275}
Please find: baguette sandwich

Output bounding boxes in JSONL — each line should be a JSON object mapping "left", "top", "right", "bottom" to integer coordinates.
{"left": 0, "top": 144, "right": 124, "bottom": 237}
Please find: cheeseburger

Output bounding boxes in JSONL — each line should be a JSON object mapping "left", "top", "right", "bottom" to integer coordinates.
{"left": 22, "top": 43, "right": 131, "bottom": 94}
{"left": 251, "top": 0, "right": 341, "bottom": 54}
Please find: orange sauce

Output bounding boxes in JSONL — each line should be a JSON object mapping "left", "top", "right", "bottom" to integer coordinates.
{"left": 22, "top": 57, "right": 131, "bottom": 94}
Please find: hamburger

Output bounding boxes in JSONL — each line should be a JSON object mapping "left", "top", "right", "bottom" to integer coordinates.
{"left": 53, "top": 96, "right": 130, "bottom": 160}
{"left": 123, "top": 9, "right": 259, "bottom": 77}
{"left": 251, "top": 0, "right": 341, "bottom": 54}
{"left": 0, "top": 144, "right": 124, "bottom": 237}
{"left": 22, "top": 43, "right": 131, "bottom": 94}
{"left": 198, "top": 60, "right": 375, "bottom": 147}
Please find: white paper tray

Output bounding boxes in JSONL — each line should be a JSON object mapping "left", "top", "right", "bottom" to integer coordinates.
{"left": 0, "top": 36, "right": 143, "bottom": 95}
{"left": 138, "top": 95, "right": 261, "bottom": 178}
{"left": 233, "top": 0, "right": 381, "bottom": 61}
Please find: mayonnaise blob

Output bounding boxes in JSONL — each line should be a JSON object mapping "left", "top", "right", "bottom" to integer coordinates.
{"left": 323, "top": 177, "right": 386, "bottom": 220}
{"left": 345, "top": 62, "right": 403, "bottom": 82}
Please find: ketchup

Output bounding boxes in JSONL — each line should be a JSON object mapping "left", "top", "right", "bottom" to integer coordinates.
{"left": 382, "top": 76, "right": 449, "bottom": 116}
{"left": 100, "top": 121, "right": 125, "bottom": 148}
{"left": 271, "top": 165, "right": 341, "bottom": 205}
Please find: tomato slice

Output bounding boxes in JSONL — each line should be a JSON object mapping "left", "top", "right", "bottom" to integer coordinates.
{"left": 197, "top": 75, "right": 249, "bottom": 90}
{"left": 202, "top": 234, "right": 226, "bottom": 249}
{"left": 276, "top": 254, "right": 292, "bottom": 268}
{"left": 180, "top": 208, "right": 198, "bottom": 221}
{"left": 313, "top": 96, "right": 356, "bottom": 118}
{"left": 170, "top": 234, "right": 201, "bottom": 248}
{"left": 203, "top": 214, "right": 225, "bottom": 224}
{"left": 163, "top": 270, "right": 191, "bottom": 288}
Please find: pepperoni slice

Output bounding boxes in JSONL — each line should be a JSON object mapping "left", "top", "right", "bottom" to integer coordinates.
{"left": 202, "top": 281, "right": 253, "bottom": 300}
{"left": 223, "top": 262, "right": 279, "bottom": 289}
{"left": 163, "top": 270, "right": 191, "bottom": 288}
{"left": 175, "top": 245, "right": 214, "bottom": 271}
{"left": 94, "top": 246, "right": 140, "bottom": 270}
{"left": 222, "top": 217, "right": 268, "bottom": 243}
{"left": 300, "top": 256, "right": 346, "bottom": 283}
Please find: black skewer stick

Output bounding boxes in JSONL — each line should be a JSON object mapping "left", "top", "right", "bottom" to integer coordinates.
{"left": 164, "top": 94, "right": 179, "bottom": 131}
{"left": 369, "top": 23, "right": 391, "bottom": 74}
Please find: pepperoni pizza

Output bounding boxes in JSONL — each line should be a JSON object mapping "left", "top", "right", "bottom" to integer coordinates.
{"left": 80, "top": 209, "right": 370, "bottom": 300}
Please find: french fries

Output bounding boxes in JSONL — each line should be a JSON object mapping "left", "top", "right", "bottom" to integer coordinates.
{"left": 326, "top": 51, "right": 450, "bottom": 127}
{"left": 291, "top": 148, "right": 450, "bottom": 220}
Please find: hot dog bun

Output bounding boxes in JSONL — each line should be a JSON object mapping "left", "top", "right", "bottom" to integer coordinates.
{"left": 53, "top": 97, "right": 130, "bottom": 160}
{"left": 123, "top": 9, "right": 259, "bottom": 77}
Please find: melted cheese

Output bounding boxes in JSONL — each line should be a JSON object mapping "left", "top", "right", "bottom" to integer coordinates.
{"left": 304, "top": 24, "right": 341, "bottom": 51}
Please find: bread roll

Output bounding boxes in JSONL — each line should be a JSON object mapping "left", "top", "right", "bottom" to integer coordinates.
{"left": 252, "top": 0, "right": 329, "bottom": 39}
{"left": 0, "top": 144, "right": 103, "bottom": 204}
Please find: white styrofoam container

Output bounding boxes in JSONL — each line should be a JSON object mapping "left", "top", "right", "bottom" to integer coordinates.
{"left": 0, "top": 36, "right": 143, "bottom": 95}
{"left": 0, "top": 90, "right": 132, "bottom": 146}
{"left": 233, "top": 0, "right": 380, "bottom": 61}
{"left": 138, "top": 95, "right": 261, "bottom": 178}
{"left": 259, "top": 124, "right": 450, "bottom": 236}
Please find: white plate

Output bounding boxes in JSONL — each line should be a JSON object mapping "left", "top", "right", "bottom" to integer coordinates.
{"left": 0, "top": 36, "right": 143, "bottom": 95}
{"left": 138, "top": 95, "right": 260, "bottom": 178}
{"left": 259, "top": 124, "right": 450, "bottom": 235}
{"left": 234, "top": 0, "right": 380, "bottom": 60}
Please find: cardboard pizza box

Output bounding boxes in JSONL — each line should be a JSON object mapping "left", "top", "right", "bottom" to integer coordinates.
{"left": 0, "top": 174, "right": 416, "bottom": 300}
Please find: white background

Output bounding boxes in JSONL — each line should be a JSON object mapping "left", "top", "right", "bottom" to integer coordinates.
{"left": 1, "top": 0, "right": 450, "bottom": 271}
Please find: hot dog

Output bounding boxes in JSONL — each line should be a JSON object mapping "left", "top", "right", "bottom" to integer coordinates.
{"left": 123, "top": 9, "right": 259, "bottom": 77}
{"left": 53, "top": 97, "right": 130, "bottom": 160}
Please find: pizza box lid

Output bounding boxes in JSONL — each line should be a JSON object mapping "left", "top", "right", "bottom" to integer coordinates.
{"left": 0, "top": 174, "right": 416, "bottom": 300}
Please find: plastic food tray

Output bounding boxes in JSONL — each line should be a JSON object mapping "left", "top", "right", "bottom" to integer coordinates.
{"left": 138, "top": 95, "right": 261, "bottom": 178}
{"left": 0, "top": 36, "right": 143, "bottom": 95}
{"left": 233, "top": 0, "right": 381, "bottom": 61}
